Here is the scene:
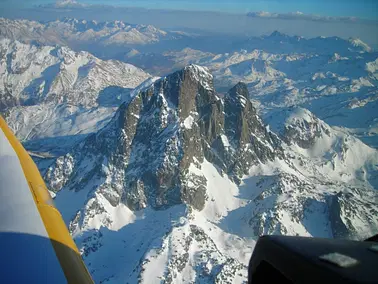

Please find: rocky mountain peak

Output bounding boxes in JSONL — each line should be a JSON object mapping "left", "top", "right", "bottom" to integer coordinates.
{"left": 45, "top": 65, "right": 281, "bottom": 214}
{"left": 181, "top": 64, "right": 213, "bottom": 98}
{"left": 225, "top": 82, "right": 252, "bottom": 114}
{"left": 228, "top": 82, "right": 249, "bottom": 98}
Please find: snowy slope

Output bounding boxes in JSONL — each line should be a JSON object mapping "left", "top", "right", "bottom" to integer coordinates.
{"left": 0, "top": 39, "right": 151, "bottom": 153}
{"left": 266, "top": 107, "right": 378, "bottom": 188}
{"left": 0, "top": 38, "right": 150, "bottom": 108}
{"left": 43, "top": 65, "right": 378, "bottom": 283}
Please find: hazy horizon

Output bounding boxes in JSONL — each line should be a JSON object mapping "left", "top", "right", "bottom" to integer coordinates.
{"left": 1, "top": 2, "right": 377, "bottom": 48}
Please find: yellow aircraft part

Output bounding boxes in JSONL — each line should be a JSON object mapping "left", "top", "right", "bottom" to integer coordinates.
{"left": 0, "top": 116, "right": 93, "bottom": 284}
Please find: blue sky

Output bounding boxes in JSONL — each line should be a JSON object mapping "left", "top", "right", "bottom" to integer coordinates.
{"left": 3, "top": 0, "right": 378, "bottom": 19}
{"left": 86, "top": 0, "right": 378, "bottom": 19}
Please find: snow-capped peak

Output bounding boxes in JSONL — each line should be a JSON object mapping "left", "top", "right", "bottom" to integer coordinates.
{"left": 268, "top": 107, "right": 332, "bottom": 148}
{"left": 266, "top": 107, "right": 378, "bottom": 188}
{"left": 183, "top": 64, "right": 213, "bottom": 90}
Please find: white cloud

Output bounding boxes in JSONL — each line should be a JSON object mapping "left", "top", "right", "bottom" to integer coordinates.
{"left": 247, "top": 11, "right": 360, "bottom": 23}
{"left": 54, "top": 0, "right": 88, "bottom": 8}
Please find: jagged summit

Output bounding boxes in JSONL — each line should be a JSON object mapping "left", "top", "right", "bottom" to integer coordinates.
{"left": 228, "top": 82, "right": 249, "bottom": 99}
{"left": 181, "top": 64, "right": 214, "bottom": 92}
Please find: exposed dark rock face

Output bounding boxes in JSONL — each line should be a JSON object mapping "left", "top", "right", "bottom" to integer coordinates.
{"left": 45, "top": 65, "right": 282, "bottom": 211}
{"left": 221, "top": 82, "right": 282, "bottom": 179}
{"left": 327, "top": 193, "right": 351, "bottom": 239}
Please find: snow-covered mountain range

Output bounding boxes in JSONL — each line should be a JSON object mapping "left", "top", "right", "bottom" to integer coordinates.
{"left": 0, "top": 17, "right": 183, "bottom": 47}
{"left": 0, "top": 38, "right": 151, "bottom": 153}
{"left": 43, "top": 65, "right": 378, "bottom": 283}
{"left": 0, "top": 17, "right": 195, "bottom": 76}
{"left": 1, "top": 16, "right": 377, "bottom": 283}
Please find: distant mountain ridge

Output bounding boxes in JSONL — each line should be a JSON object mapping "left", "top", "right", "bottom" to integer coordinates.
{"left": 0, "top": 17, "right": 187, "bottom": 47}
